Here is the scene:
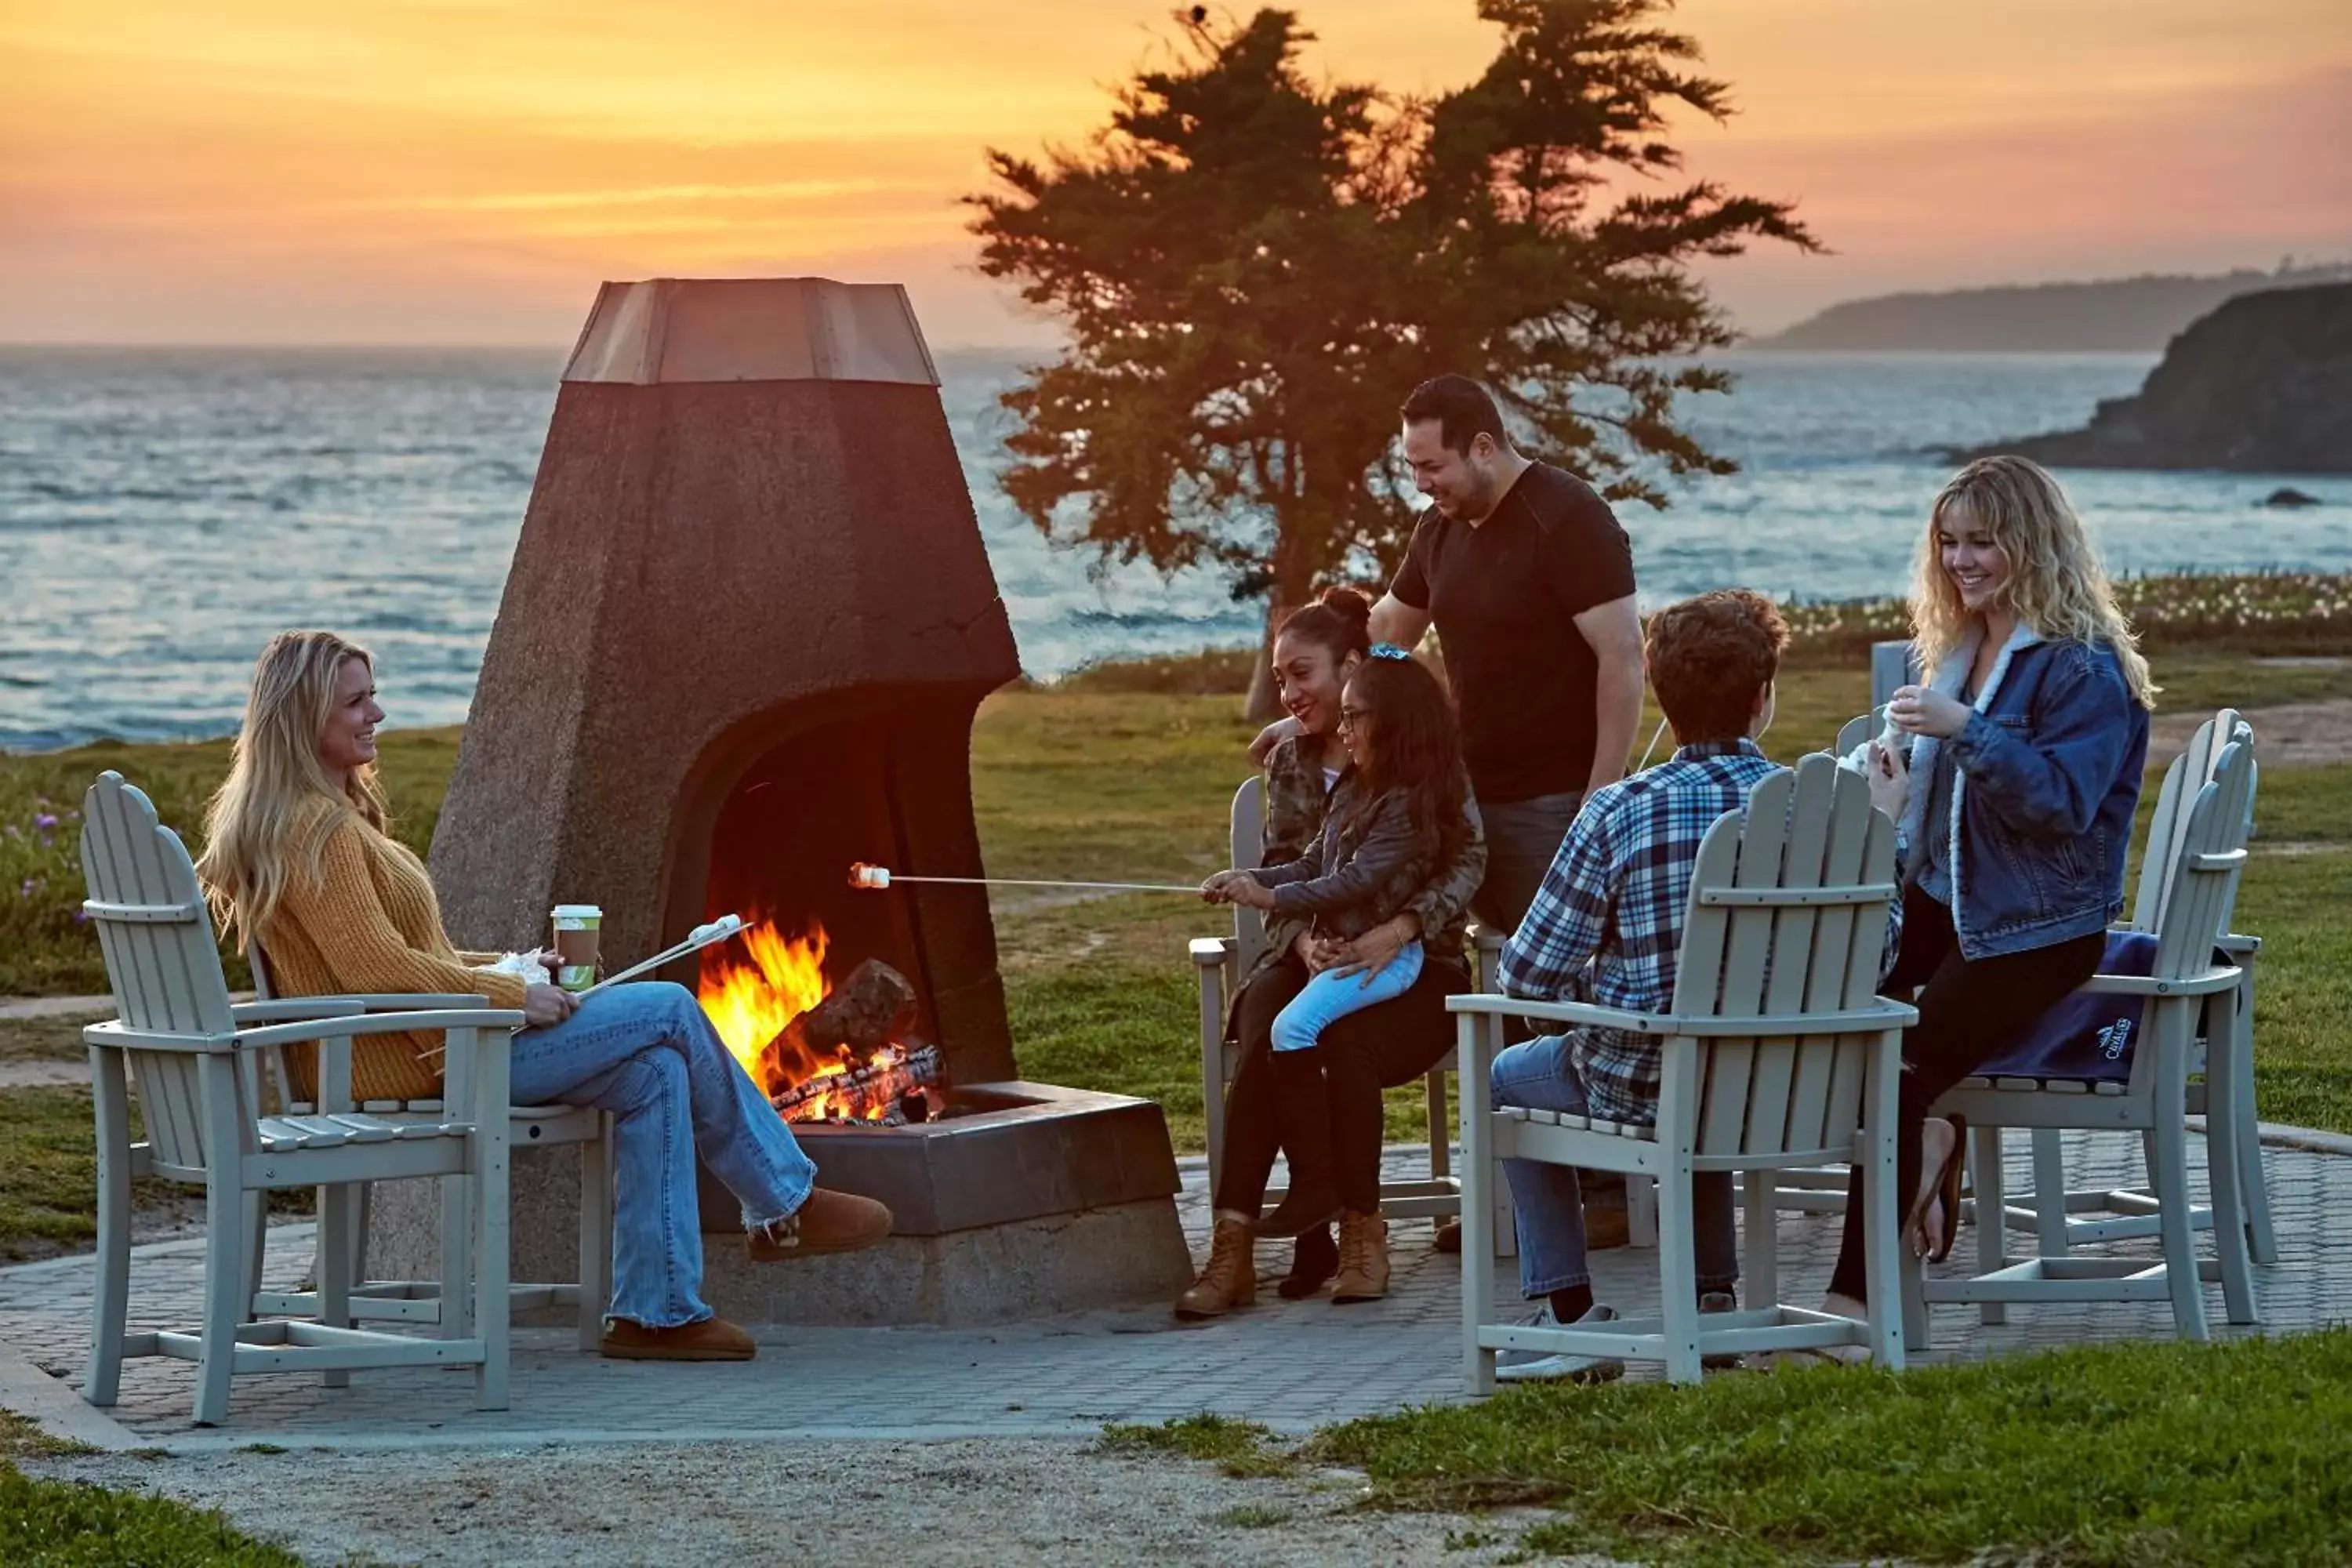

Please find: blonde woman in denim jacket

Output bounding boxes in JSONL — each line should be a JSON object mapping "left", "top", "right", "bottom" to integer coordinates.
{"left": 1824, "top": 457, "right": 2154, "bottom": 1330}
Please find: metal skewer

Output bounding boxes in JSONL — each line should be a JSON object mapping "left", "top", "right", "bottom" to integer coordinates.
{"left": 848, "top": 862, "right": 1200, "bottom": 895}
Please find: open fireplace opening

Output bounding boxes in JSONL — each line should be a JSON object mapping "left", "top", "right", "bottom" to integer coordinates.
{"left": 690, "top": 711, "right": 942, "bottom": 1123}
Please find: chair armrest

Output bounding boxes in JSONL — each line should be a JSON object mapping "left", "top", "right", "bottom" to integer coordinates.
{"left": 1189, "top": 937, "right": 1236, "bottom": 967}
{"left": 2078, "top": 964, "right": 2241, "bottom": 1000}
{"left": 1446, "top": 993, "right": 1918, "bottom": 1036}
{"left": 233, "top": 1008, "right": 528, "bottom": 1051}
{"left": 230, "top": 998, "right": 371, "bottom": 1023}
{"left": 2216, "top": 932, "right": 2259, "bottom": 956}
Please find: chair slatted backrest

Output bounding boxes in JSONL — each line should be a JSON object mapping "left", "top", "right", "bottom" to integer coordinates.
{"left": 1831, "top": 707, "right": 1888, "bottom": 761}
{"left": 79, "top": 771, "right": 243, "bottom": 1171}
{"left": 2132, "top": 710, "right": 2254, "bottom": 937}
{"left": 1229, "top": 776, "right": 1271, "bottom": 977}
{"left": 1666, "top": 754, "right": 1898, "bottom": 1162}
{"left": 2116, "top": 737, "right": 2254, "bottom": 1095}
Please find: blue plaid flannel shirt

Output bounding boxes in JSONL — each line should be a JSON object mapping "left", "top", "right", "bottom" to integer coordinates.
{"left": 1495, "top": 738, "right": 1781, "bottom": 1127}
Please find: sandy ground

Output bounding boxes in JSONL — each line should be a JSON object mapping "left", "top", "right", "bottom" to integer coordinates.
{"left": 22, "top": 1439, "right": 1609, "bottom": 1567}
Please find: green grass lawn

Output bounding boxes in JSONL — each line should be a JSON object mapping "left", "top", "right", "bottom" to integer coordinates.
{"left": 1110, "top": 1327, "right": 2352, "bottom": 1566}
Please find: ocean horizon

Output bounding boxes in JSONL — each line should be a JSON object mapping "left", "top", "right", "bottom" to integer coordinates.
{"left": 3, "top": 345, "right": 2346, "bottom": 753}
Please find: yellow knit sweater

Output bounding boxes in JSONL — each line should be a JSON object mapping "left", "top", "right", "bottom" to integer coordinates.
{"left": 262, "top": 813, "right": 531, "bottom": 1102}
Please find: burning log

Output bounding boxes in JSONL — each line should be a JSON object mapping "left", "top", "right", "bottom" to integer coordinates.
{"left": 752, "top": 957, "right": 916, "bottom": 1092}
{"left": 771, "top": 1043, "right": 942, "bottom": 1123}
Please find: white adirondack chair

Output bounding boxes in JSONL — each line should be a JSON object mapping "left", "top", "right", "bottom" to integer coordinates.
{"left": 78, "top": 771, "right": 521, "bottom": 1425}
{"left": 246, "top": 946, "right": 615, "bottom": 1352}
{"left": 2003, "top": 711, "right": 2271, "bottom": 1272}
{"left": 1455, "top": 756, "right": 1917, "bottom": 1387}
{"left": 1909, "top": 735, "right": 2255, "bottom": 1343}
{"left": 1189, "top": 776, "right": 1466, "bottom": 1227}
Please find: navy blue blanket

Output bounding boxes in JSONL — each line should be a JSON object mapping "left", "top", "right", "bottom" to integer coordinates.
{"left": 1976, "top": 930, "right": 2161, "bottom": 1083}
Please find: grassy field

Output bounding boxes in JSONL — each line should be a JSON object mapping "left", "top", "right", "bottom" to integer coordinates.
{"left": 1109, "top": 1327, "right": 2352, "bottom": 1566}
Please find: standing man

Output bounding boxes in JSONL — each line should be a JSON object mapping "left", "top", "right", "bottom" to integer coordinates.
{"left": 1374, "top": 374, "right": 1644, "bottom": 931}
{"left": 1250, "top": 375, "right": 1645, "bottom": 1250}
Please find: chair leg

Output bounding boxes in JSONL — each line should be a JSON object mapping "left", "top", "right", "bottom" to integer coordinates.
{"left": 576, "top": 1123, "right": 612, "bottom": 1352}
{"left": 1972, "top": 1123, "right": 2008, "bottom": 1327}
{"left": 84, "top": 1051, "right": 133, "bottom": 1407}
{"left": 2150, "top": 1109, "right": 2209, "bottom": 1343}
{"left": 2030, "top": 1128, "right": 2071, "bottom": 1256}
{"left": 1657, "top": 1167, "right": 1701, "bottom": 1384}
{"left": 1459, "top": 1018, "right": 1497, "bottom": 1397}
{"left": 2230, "top": 976, "right": 2278, "bottom": 1265}
{"left": 1626, "top": 1174, "right": 1660, "bottom": 1249}
{"left": 316, "top": 1184, "right": 354, "bottom": 1388}
{"left": 1424, "top": 1069, "right": 1450, "bottom": 1185}
{"left": 2204, "top": 1020, "right": 2258, "bottom": 1327}
{"left": 1740, "top": 1171, "right": 1778, "bottom": 1312}
{"left": 195, "top": 1179, "right": 245, "bottom": 1426}
{"left": 476, "top": 1146, "right": 511, "bottom": 1414}
{"left": 439, "top": 1171, "right": 475, "bottom": 1342}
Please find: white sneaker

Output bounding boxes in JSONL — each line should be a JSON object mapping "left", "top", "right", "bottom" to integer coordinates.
{"left": 1494, "top": 1301, "right": 1624, "bottom": 1384}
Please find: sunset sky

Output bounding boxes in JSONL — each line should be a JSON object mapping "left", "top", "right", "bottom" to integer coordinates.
{"left": 4, "top": 0, "right": 2347, "bottom": 346}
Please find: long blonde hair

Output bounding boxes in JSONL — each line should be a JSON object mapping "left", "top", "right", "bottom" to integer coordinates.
{"left": 1910, "top": 456, "right": 2156, "bottom": 710}
{"left": 196, "top": 630, "right": 390, "bottom": 941}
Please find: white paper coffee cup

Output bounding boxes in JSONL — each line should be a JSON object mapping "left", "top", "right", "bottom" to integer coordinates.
{"left": 552, "top": 904, "right": 603, "bottom": 993}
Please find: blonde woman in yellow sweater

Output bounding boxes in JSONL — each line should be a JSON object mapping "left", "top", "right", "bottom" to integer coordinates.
{"left": 198, "top": 631, "right": 891, "bottom": 1363}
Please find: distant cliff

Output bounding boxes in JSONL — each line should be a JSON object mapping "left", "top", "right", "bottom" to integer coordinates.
{"left": 1756, "top": 263, "right": 2352, "bottom": 353}
{"left": 1951, "top": 284, "right": 2352, "bottom": 474}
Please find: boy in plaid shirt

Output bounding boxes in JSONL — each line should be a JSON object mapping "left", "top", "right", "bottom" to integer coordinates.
{"left": 1487, "top": 590, "right": 1789, "bottom": 1382}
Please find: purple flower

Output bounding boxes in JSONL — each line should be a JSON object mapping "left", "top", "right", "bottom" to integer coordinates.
{"left": 34, "top": 812, "right": 59, "bottom": 831}
{"left": 17, "top": 879, "right": 33, "bottom": 898}
{"left": 72, "top": 909, "right": 89, "bottom": 924}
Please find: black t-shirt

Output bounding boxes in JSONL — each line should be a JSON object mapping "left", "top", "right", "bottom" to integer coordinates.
{"left": 1390, "top": 462, "right": 1636, "bottom": 804}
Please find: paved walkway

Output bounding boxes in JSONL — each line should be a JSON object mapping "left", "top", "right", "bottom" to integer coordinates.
{"left": 2, "top": 1131, "right": 2345, "bottom": 1453}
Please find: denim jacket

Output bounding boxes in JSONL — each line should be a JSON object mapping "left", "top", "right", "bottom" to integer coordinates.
{"left": 1896, "top": 623, "right": 2149, "bottom": 960}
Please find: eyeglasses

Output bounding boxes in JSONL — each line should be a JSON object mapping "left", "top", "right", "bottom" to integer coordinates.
{"left": 1337, "top": 707, "right": 1371, "bottom": 732}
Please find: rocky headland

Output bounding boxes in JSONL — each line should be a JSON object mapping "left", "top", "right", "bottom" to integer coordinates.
{"left": 1952, "top": 283, "right": 2352, "bottom": 474}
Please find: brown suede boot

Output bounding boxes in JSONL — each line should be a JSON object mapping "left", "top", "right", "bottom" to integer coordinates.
{"left": 747, "top": 1188, "right": 895, "bottom": 1261}
{"left": 1174, "top": 1216, "right": 1257, "bottom": 1320}
{"left": 600, "top": 1316, "right": 756, "bottom": 1361}
{"left": 1330, "top": 1210, "right": 1390, "bottom": 1304}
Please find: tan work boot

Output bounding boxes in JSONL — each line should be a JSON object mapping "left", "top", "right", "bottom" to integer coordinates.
{"left": 1174, "top": 1216, "right": 1256, "bottom": 1320}
{"left": 1330, "top": 1210, "right": 1390, "bottom": 1304}
{"left": 600, "top": 1316, "right": 756, "bottom": 1361}
{"left": 747, "top": 1188, "right": 894, "bottom": 1261}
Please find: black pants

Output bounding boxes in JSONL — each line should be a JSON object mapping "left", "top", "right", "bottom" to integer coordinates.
{"left": 1214, "top": 952, "right": 1468, "bottom": 1216}
{"left": 1826, "top": 884, "right": 2105, "bottom": 1301}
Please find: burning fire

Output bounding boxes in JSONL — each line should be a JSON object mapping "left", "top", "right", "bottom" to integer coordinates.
{"left": 697, "top": 917, "right": 928, "bottom": 1123}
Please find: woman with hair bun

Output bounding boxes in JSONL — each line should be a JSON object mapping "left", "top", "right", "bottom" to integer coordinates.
{"left": 1175, "top": 589, "right": 1486, "bottom": 1316}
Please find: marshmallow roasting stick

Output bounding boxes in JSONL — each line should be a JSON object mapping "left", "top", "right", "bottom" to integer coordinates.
{"left": 848, "top": 862, "right": 1201, "bottom": 895}
{"left": 579, "top": 913, "right": 747, "bottom": 997}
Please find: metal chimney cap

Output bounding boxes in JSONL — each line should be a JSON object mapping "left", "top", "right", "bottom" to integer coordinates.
{"left": 562, "top": 277, "right": 941, "bottom": 387}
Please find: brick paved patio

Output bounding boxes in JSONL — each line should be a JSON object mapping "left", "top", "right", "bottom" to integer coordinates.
{"left": 2, "top": 1129, "right": 2345, "bottom": 1453}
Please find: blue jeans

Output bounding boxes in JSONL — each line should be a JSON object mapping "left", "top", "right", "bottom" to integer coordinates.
{"left": 1490, "top": 1031, "right": 1737, "bottom": 1300}
{"left": 508, "top": 981, "right": 818, "bottom": 1329}
{"left": 1269, "top": 942, "right": 1423, "bottom": 1052}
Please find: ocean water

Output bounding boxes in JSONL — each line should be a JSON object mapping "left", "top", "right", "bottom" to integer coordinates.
{"left": 2, "top": 346, "right": 2344, "bottom": 752}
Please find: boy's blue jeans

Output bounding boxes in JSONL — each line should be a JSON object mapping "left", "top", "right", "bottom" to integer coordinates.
{"left": 508, "top": 981, "right": 817, "bottom": 1329}
{"left": 1490, "top": 1030, "right": 1738, "bottom": 1300}
{"left": 1269, "top": 942, "right": 1424, "bottom": 1052}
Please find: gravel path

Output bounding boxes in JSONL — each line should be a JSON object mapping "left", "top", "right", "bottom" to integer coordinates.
{"left": 23, "top": 1439, "right": 1600, "bottom": 1566}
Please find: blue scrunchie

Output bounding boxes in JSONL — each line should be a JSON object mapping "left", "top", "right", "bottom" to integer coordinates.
{"left": 1369, "top": 643, "right": 1410, "bottom": 660}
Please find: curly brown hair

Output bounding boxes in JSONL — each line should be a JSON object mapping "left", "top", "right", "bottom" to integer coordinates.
{"left": 1644, "top": 590, "right": 1790, "bottom": 745}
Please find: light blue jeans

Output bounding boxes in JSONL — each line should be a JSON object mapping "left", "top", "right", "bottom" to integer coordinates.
{"left": 1270, "top": 941, "right": 1423, "bottom": 1051}
{"left": 1490, "top": 1031, "right": 1737, "bottom": 1299}
{"left": 507, "top": 981, "right": 818, "bottom": 1329}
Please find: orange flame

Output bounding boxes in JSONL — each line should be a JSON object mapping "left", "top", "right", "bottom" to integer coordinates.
{"left": 696, "top": 916, "right": 912, "bottom": 1122}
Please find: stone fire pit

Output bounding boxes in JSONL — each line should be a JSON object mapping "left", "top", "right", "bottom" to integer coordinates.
{"left": 369, "top": 276, "right": 1192, "bottom": 1324}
